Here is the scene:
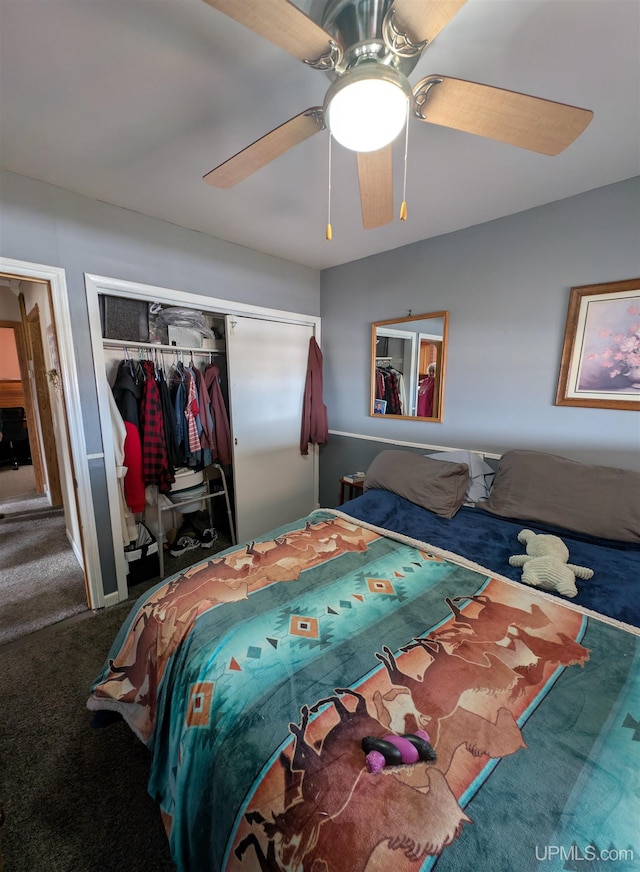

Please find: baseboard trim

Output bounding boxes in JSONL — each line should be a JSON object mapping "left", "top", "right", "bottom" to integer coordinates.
{"left": 66, "top": 528, "right": 84, "bottom": 567}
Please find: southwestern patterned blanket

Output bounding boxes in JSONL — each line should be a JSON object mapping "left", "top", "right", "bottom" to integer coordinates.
{"left": 87, "top": 510, "right": 640, "bottom": 871}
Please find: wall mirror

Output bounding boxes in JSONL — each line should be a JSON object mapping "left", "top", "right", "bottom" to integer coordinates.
{"left": 371, "top": 311, "right": 449, "bottom": 422}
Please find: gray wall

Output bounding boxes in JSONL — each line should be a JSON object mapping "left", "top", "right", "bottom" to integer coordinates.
{"left": 319, "top": 177, "right": 640, "bottom": 506}
{"left": 0, "top": 170, "right": 320, "bottom": 592}
{"left": 0, "top": 171, "right": 320, "bottom": 454}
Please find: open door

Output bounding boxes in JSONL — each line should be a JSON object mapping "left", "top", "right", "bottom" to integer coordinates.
{"left": 19, "top": 296, "right": 63, "bottom": 505}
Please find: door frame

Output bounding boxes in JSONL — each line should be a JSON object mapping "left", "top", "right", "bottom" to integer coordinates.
{"left": 0, "top": 257, "right": 98, "bottom": 605}
{"left": 85, "top": 273, "right": 320, "bottom": 604}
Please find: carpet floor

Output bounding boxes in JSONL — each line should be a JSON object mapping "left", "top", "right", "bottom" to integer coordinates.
{"left": 0, "top": 514, "right": 233, "bottom": 869}
{"left": 0, "top": 464, "right": 36, "bottom": 502}
{"left": 0, "top": 485, "right": 233, "bottom": 647}
{"left": 0, "top": 605, "right": 174, "bottom": 871}
{"left": 0, "top": 494, "right": 87, "bottom": 646}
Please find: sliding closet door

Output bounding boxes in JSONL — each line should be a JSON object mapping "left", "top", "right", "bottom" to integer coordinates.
{"left": 227, "top": 315, "right": 317, "bottom": 542}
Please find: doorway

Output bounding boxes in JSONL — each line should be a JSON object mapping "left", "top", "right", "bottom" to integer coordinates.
{"left": 0, "top": 318, "right": 41, "bottom": 488}
{"left": 0, "top": 271, "right": 89, "bottom": 644}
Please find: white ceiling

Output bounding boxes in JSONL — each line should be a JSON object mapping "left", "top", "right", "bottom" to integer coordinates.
{"left": 1, "top": 0, "right": 638, "bottom": 271}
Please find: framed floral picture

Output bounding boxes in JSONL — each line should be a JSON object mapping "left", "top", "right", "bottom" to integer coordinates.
{"left": 556, "top": 278, "right": 640, "bottom": 410}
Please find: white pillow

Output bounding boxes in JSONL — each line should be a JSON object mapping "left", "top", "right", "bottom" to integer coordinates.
{"left": 426, "top": 450, "right": 495, "bottom": 506}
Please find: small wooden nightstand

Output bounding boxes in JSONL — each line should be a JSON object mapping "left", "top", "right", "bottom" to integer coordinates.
{"left": 339, "top": 477, "right": 365, "bottom": 505}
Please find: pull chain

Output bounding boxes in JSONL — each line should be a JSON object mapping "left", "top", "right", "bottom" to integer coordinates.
{"left": 326, "top": 133, "right": 333, "bottom": 241}
{"left": 400, "top": 102, "right": 410, "bottom": 222}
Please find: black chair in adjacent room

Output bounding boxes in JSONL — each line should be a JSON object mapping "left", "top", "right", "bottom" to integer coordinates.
{"left": 0, "top": 407, "right": 30, "bottom": 470}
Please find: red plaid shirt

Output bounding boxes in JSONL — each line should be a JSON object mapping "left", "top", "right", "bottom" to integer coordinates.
{"left": 140, "top": 361, "right": 174, "bottom": 492}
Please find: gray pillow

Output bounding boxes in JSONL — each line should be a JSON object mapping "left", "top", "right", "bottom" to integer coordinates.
{"left": 481, "top": 449, "right": 640, "bottom": 543}
{"left": 364, "top": 450, "right": 469, "bottom": 518}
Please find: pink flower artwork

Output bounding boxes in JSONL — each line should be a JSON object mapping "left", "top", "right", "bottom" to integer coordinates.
{"left": 577, "top": 299, "right": 640, "bottom": 391}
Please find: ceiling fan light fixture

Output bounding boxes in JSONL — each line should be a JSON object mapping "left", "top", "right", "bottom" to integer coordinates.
{"left": 324, "top": 65, "right": 411, "bottom": 153}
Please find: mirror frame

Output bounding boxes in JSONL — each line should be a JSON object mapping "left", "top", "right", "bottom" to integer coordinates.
{"left": 370, "top": 310, "right": 449, "bottom": 422}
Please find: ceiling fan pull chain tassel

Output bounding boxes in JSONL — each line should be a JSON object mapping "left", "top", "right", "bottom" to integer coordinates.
{"left": 326, "top": 133, "right": 333, "bottom": 241}
{"left": 400, "top": 102, "right": 410, "bottom": 222}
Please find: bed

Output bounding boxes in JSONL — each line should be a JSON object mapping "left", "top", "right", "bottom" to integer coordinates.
{"left": 88, "top": 449, "right": 640, "bottom": 871}
{"left": 341, "top": 449, "right": 640, "bottom": 629}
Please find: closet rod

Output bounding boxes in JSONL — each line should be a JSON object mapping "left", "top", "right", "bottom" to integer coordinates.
{"left": 102, "top": 338, "right": 225, "bottom": 354}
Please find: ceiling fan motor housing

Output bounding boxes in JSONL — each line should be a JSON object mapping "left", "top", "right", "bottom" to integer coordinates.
{"left": 316, "top": 0, "right": 421, "bottom": 77}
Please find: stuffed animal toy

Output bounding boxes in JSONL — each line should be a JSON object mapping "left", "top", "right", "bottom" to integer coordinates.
{"left": 508, "top": 529, "right": 594, "bottom": 598}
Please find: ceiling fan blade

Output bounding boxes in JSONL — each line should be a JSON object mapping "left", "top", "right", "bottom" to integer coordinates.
{"left": 390, "top": 0, "right": 468, "bottom": 46}
{"left": 357, "top": 146, "right": 394, "bottom": 230}
{"left": 203, "top": 0, "right": 341, "bottom": 68}
{"left": 413, "top": 76, "right": 593, "bottom": 155}
{"left": 204, "top": 109, "right": 324, "bottom": 188}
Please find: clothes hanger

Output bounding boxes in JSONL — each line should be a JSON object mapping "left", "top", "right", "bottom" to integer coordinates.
{"left": 123, "top": 346, "right": 136, "bottom": 379}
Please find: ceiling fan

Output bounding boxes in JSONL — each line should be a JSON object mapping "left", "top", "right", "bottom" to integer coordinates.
{"left": 202, "top": 0, "right": 593, "bottom": 231}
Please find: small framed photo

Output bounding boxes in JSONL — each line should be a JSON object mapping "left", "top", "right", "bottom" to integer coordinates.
{"left": 556, "top": 277, "right": 640, "bottom": 411}
{"left": 373, "top": 398, "right": 387, "bottom": 414}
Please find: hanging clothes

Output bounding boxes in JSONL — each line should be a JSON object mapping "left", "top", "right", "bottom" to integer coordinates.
{"left": 111, "top": 359, "right": 145, "bottom": 513}
{"left": 107, "top": 384, "right": 138, "bottom": 545}
{"left": 156, "top": 366, "right": 181, "bottom": 473}
{"left": 184, "top": 366, "right": 201, "bottom": 459}
{"left": 192, "top": 366, "right": 213, "bottom": 448}
{"left": 375, "top": 365, "right": 402, "bottom": 415}
{"left": 170, "top": 363, "right": 190, "bottom": 464}
{"left": 300, "top": 336, "right": 328, "bottom": 455}
{"left": 204, "top": 363, "right": 232, "bottom": 466}
{"left": 140, "top": 360, "right": 175, "bottom": 492}
{"left": 112, "top": 358, "right": 141, "bottom": 426}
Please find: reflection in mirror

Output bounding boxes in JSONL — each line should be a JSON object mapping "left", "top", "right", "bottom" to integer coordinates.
{"left": 371, "top": 311, "right": 449, "bottom": 421}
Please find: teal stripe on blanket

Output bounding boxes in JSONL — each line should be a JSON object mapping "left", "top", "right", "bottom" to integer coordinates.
{"left": 192, "top": 542, "right": 455, "bottom": 746}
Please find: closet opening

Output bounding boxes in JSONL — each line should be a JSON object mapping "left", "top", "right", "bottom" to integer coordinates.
{"left": 87, "top": 272, "right": 320, "bottom": 608}
{"left": 100, "top": 295, "right": 236, "bottom": 589}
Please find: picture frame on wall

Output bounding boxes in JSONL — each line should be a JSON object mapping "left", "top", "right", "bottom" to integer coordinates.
{"left": 556, "top": 277, "right": 640, "bottom": 411}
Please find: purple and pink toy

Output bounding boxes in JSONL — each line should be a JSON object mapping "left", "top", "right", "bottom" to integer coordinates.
{"left": 361, "top": 731, "right": 437, "bottom": 773}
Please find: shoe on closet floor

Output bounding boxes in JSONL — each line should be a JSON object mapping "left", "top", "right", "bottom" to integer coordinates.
{"left": 169, "top": 528, "right": 201, "bottom": 557}
{"left": 200, "top": 528, "right": 219, "bottom": 549}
